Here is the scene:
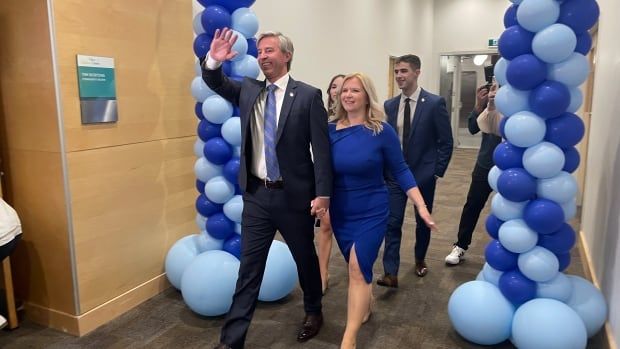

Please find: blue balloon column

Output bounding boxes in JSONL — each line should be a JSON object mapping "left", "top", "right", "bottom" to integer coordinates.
{"left": 165, "top": 0, "right": 298, "bottom": 317}
{"left": 448, "top": 0, "right": 607, "bottom": 347}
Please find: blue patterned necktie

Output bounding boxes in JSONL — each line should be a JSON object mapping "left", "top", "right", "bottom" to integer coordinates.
{"left": 264, "top": 84, "right": 280, "bottom": 181}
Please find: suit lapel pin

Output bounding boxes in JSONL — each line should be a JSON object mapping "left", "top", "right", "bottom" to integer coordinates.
{"left": 289, "top": 92, "right": 294, "bottom": 97}
{"left": 421, "top": 97, "right": 425, "bottom": 103}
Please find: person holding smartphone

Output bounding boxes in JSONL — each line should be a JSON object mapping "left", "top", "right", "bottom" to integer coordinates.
{"left": 444, "top": 78, "right": 502, "bottom": 265}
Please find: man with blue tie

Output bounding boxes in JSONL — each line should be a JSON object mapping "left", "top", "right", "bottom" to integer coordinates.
{"left": 378, "top": 55, "right": 453, "bottom": 287}
{"left": 201, "top": 28, "right": 332, "bottom": 349}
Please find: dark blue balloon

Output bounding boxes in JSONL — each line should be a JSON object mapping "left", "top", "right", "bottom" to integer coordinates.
{"left": 222, "top": 61, "right": 233, "bottom": 76}
{"left": 486, "top": 214, "right": 504, "bottom": 240}
{"left": 559, "top": 0, "right": 600, "bottom": 34}
{"left": 197, "top": 119, "right": 221, "bottom": 141}
{"left": 201, "top": 5, "right": 232, "bottom": 36}
{"left": 485, "top": 239, "right": 519, "bottom": 271}
{"left": 545, "top": 112, "right": 585, "bottom": 148}
{"left": 499, "top": 115, "right": 508, "bottom": 138}
{"left": 529, "top": 81, "right": 571, "bottom": 119}
{"left": 204, "top": 137, "right": 233, "bottom": 165}
{"left": 506, "top": 54, "right": 547, "bottom": 90}
{"left": 235, "top": 183, "right": 243, "bottom": 195}
{"left": 247, "top": 38, "right": 258, "bottom": 57}
{"left": 193, "top": 33, "right": 213, "bottom": 58}
{"left": 504, "top": 4, "right": 518, "bottom": 28}
{"left": 538, "top": 223, "right": 576, "bottom": 254}
{"left": 206, "top": 213, "right": 235, "bottom": 240}
{"left": 199, "top": 0, "right": 256, "bottom": 12}
{"left": 223, "top": 234, "right": 242, "bottom": 259}
{"left": 497, "top": 168, "right": 537, "bottom": 202}
{"left": 493, "top": 141, "right": 525, "bottom": 170}
{"left": 556, "top": 251, "right": 571, "bottom": 271}
{"left": 499, "top": 270, "right": 537, "bottom": 305}
{"left": 196, "top": 194, "right": 223, "bottom": 217}
{"left": 498, "top": 25, "right": 534, "bottom": 60}
{"left": 230, "top": 75, "right": 244, "bottom": 82}
{"left": 223, "top": 157, "right": 240, "bottom": 184}
{"left": 233, "top": 105, "right": 240, "bottom": 116}
{"left": 195, "top": 102, "right": 205, "bottom": 120}
{"left": 563, "top": 146, "right": 581, "bottom": 172}
{"left": 524, "top": 199, "right": 565, "bottom": 235}
{"left": 575, "top": 32, "right": 592, "bottom": 55}
{"left": 196, "top": 179, "right": 206, "bottom": 194}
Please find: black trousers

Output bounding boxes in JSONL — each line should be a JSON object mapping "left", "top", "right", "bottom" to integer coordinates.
{"left": 0, "top": 234, "right": 21, "bottom": 261}
{"left": 220, "top": 178, "right": 322, "bottom": 349}
{"left": 455, "top": 164, "right": 494, "bottom": 250}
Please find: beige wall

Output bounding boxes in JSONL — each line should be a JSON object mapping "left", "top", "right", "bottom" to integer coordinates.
{"left": 1, "top": 0, "right": 196, "bottom": 333}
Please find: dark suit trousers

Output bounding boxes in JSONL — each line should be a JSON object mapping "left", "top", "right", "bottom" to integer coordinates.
{"left": 382, "top": 177, "right": 436, "bottom": 276}
{"left": 455, "top": 164, "right": 493, "bottom": 250}
{"left": 220, "top": 178, "right": 322, "bottom": 349}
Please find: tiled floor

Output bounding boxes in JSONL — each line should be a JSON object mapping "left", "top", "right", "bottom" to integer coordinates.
{"left": 0, "top": 148, "right": 609, "bottom": 348}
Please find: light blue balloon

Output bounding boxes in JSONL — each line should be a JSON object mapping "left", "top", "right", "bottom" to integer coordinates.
{"left": 537, "top": 171, "right": 578, "bottom": 203}
{"left": 194, "top": 138, "right": 205, "bottom": 158}
{"left": 194, "top": 157, "right": 223, "bottom": 183}
{"left": 196, "top": 230, "right": 224, "bottom": 252}
{"left": 523, "top": 142, "right": 566, "bottom": 179}
{"left": 561, "top": 198, "right": 577, "bottom": 221}
{"left": 548, "top": 53, "right": 589, "bottom": 87}
{"left": 223, "top": 195, "right": 243, "bottom": 223}
{"left": 234, "top": 146, "right": 242, "bottom": 158}
{"left": 532, "top": 24, "right": 577, "bottom": 63}
{"left": 517, "top": 0, "right": 560, "bottom": 33}
{"left": 566, "top": 275, "right": 608, "bottom": 338}
{"left": 509, "top": 0, "right": 523, "bottom": 4}
{"left": 221, "top": 117, "right": 242, "bottom": 146}
{"left": 518, "top": 246, "right": 559, "bottom": 282}
{"left": 195, "top": 59, "right": 203, "bottom": 76}
{"left": 204, "top": 176, "right": 235, "bottom": 204}
{"left": 488, "top": 166, "right": 502, "bottom": 192}
{"left": 568, "top": 87, "right": 584, "bottom": 113}
{"left": 230, "top": 30, "right": 248, "bottom": 62}
{"left": 475, "top": 271, "right": 485, "bottom": 281}
{"left": 504, "top": 111, "right": 546, "bottom": 148}
{"left": 165, "top": 234, "right": 200, "bottom": 289}
{"left": 191, "top": 76, "right": 215, "bottom": 102}
{"left": 181, "top": 250, "right": 240, "bottom": 316}
{"left": 482, "top": 263, "right": 503, "bottom": 286}
{"left": 494, "top": 58, "right": 509, "bottom": 86}
{"left": 231, "top": 55, "right": 260, "bottom": 79}
{"left": 495, "top": 84, "right": 530, "bottom": 117}
{"left": 512, "top": 298, "right": 587, "bottom": 349}
{"left": 231, "top": 7, "right": 259, "bottom": 38}
{"left": 196, "top": 213, "right": 207, "bottom": 230}
{"left": 491, "top": 193, "right": 527, "bottom": 221}
{"left": 448, "top": 281, "right": 514, "bottom": 345}
{"left": 499, "top": 219, "right": 538, "bottom": 253}
{"left": 259, "top": 240, "right": 299, "bottom": 301}
{"left": 202, "top": 95, "right": 233, "bottom": 124}
{"left": 537, "top": 272, "right": 573, "bottom": 302}
{"left": 235, "top": 223, "right": 242, "bottom": 235}
{"left": 193, "top": 12, "right": 205, "bottom": 35}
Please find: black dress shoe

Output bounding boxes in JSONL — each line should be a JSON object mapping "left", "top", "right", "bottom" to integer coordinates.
{"left": 415, "top": 260, "right": 428, "bottom": 277}
{"left": 376, "top": 274, "right": 399, "bottom": 288}
{"left": 213, "top": 343, "right": 232, "bottom": 349}
{"left": 297, "top": 313, "right": 323, "bottom": 342}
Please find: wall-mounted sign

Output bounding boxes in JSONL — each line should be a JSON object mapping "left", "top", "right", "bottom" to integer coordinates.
{"left": 76, "top": 55, "right": 118, "bottom": 124}
{"left": 488, "top": 38, "right": 498, "bottom": 48}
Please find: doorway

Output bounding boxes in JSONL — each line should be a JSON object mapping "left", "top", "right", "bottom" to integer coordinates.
{"left": 439, "top": 52, "right": 499, "bottom": 149}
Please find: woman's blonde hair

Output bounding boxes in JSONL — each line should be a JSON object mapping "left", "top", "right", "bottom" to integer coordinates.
{"left": 331, "top": 73, "right": 385, "bottom": 134}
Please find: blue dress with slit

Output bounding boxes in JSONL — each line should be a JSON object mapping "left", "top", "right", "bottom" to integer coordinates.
{"left": 329, "top": 122, "right": 417, "bottom": 283}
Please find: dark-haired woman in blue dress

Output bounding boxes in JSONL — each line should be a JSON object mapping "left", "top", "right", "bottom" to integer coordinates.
{"left": 316, "top": 73, "right": 437, "bottom": 349}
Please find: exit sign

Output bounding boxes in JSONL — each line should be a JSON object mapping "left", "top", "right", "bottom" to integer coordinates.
{"left": 488, "top": 38, "right": 498, "bottom": 48}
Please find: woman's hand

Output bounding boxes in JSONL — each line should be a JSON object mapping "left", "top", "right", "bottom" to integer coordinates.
{"left": 418, "top": 206, "right": 438, "bottom": 232}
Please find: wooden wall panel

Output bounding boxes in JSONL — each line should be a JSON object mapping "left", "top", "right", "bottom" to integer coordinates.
{"left": 52, "top": 0, "right": 195, "bottom": 152}
{"left": 68, "top": 137, "right": 195, "bottom": 312}
{"left": 0, "top": 1, "right": 76, "bottom": 315}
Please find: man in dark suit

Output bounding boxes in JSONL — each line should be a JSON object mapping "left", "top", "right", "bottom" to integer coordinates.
{"left": 201, "top": 28, "right": 332, "bottom": 349}
{"left": 378, "top": 54, "right": 453, "bottom": 287}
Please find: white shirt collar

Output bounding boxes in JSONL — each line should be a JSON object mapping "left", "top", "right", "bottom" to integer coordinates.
{"left": 400, "top": 86, "right": 421, "bottom": 103}
{"left": 266, "top": 74, "right": 290, "bottom": 91}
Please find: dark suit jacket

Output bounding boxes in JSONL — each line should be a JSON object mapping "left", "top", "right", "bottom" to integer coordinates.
{"left": 202, "top": 66, "right": 332, "bottom": 211}
{"left": 384, "top": 89, "right": 453, "bottom": 186}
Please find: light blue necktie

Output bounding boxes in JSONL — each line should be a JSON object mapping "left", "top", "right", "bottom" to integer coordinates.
{"left": 264, "top": 84, "right": 280, "bottom": 181}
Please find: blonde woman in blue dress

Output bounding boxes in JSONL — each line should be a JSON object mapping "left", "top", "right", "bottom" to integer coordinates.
{"left": 326, "top": 72, "right": 438, "bottom": 348}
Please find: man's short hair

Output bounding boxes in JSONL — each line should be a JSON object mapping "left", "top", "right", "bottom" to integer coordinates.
{"left": 395, "top": 54, "right": 421, "bottom": 70}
